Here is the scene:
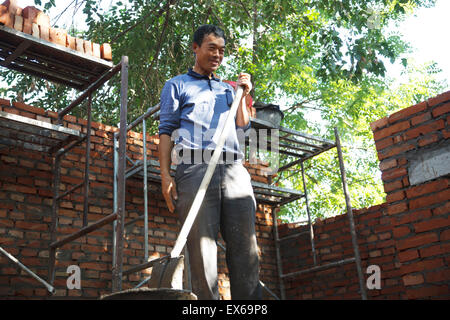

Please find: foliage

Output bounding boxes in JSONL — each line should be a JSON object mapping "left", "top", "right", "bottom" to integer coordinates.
{"left": 0, "top": 0, "right": 446, "bottom": 222}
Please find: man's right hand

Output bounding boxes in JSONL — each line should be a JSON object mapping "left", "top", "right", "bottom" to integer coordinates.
{"left": 161, "top": 173, "right": 178, "bottom": 213}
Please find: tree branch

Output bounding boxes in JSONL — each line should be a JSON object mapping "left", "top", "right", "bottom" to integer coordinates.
{"left": 143, "top": 0, "right": 177, "bottom": 82}
{"left": 110, "top": 0, "right": 166, "bottom": 44}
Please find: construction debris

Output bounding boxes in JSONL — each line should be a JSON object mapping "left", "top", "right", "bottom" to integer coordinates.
{"left": 0, "top": 0, "right": 112, "bottom": 61}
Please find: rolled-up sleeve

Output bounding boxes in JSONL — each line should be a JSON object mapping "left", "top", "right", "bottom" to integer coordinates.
{"left": 158, "top": 80, "right": 181, "bottom": 136}
{"left": 236, "top": 121, "right": 251, "bottom": 132}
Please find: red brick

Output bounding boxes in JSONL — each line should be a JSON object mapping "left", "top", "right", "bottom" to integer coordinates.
{"left": 388, "top": 101, "right": 427, "bottom": 124}
{"left": 387, "top": 202, "right": 408, "bottom": 215}
{"left": 418, "top": 134, "right": 439, "bottom": 147}
{"left": 402, "top": 176, "right": 410, "bottom": 188}
{"left": 405, "top": 179, "right": 449, "bottom": 199}
{"left": 373, "top": 120, "right": 411, "bottom": 141}
{"left": 63, "top": 114, "right": 77, "bottom": 123}
{"left": 379, "top": 158, "right": 397, "bottom": 171}
{"left": 386, "top": 190, "right": 405, "bottom": 203}
{"left": 411, "top": 112, "right": 432, "bottom": 126}
{"left": 15, "top": 185, "right": 37, "bottom": 194}
{"left": 426, "top": 269, "right": 450, "bottom": 283}
{"left": 406, "top": 284, "right": 448, "bottom": 299}
{"left": 378, "top": 143, "right": 415, "bottom": 161}
{"left": 393, "top": 226, "right": 410, "bottom": 238}
{"left": 403, "top": 119, "right": 445, "bottom": 140}
{"left": 432, "top": 102, "right": 450, "bottom": 118}
{"left": 49, "top": 27, "right": 67, "bottom": 47}
{"left": 0, "top": 98, "right": 11, "bottom": 106}
{"left": 402, "top": 273, "right": 424, "bottom": 286}
{"left": 441, "top": 229, "right": 450, "bottom": 241}
{"left": 398, "top": 249, "right": 419, "bottom": 262}
{"left": 444, "top": 128, "right": 450, "bottom": 139}
{"left": 391, "top": 209, "right": 432, "bottom": 226}
{"left": 419, "top": 243, "right": 450, "bottom": 258}
{"left": 101, "top": 43, "right": 112, "bottom": 61}
{"left": 409, "top": 189, "right": 450, "bottom": 210}
{"left": 401, "top": 258, "right": 444, "bottom": 275}
{"left": 397, "top": 232, "right": 439, "bottom": 250}
{"left": 414, "top": 217, "right": 450, "bottom": 233}
{"left": 375, "top": 137, "right": 394, "bottom": 151}
{"left": 432, "top": 202, "right": 450, "bottom": 216}
{"left": 15, "top": 221, "right": 48, "bottom": 231}
{"left": 383, "top": 180, "right": 403, "bottom": 193}
{"left": 382, "top": 167, "right": 407, "bottom": 182}
{"left": 80, "top": 262, "right": 108, "bottom": 271}
{"left": 427, "top": 90, "right": 450, "bottom": 107}
{"left": 12, "top": 101, "right": 46, "bottom": 116}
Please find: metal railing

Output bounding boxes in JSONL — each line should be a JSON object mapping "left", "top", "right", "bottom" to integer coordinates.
{"left": 47, "top": 56, "right": 130, "bottom": 293}
{"left": 271, "top": 128, "right": 367, "bottom": 300}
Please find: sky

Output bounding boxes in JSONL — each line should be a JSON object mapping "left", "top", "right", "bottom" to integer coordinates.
{"left": 11, "top": 0, "right": 450, "bottom": 88}
{"left": 386, "top": 0, "right": 450, "bottom": 86}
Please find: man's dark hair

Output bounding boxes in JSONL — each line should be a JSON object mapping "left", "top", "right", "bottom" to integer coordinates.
{"left": 193, "top": 24, "right": 226, "bottom": 46}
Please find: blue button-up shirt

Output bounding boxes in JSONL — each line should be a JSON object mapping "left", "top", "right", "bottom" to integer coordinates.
{"left": 159, "top": 69, "right": 249, "bottom": 161}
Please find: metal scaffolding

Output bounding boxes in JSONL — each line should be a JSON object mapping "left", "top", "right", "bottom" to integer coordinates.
{"left": 0, "top": 23, "right": 367, "bottom": 300}
{"left": 265, "top": 126, "right": 368, "bottom": 300}
{"left": 0, "top": 25, "right": 129, "bottom": 294}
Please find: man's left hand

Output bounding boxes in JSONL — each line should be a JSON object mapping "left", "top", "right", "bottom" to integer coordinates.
{"left": 237, "top": 72, "right": 252, "bottom": 97}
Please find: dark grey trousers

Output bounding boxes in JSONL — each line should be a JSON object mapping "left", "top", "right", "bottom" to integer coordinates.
{"left": 174, "top": 162, "right": 262, "bottom": 300}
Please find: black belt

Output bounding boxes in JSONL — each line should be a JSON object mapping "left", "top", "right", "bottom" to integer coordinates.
{"left": 179, "top": 149, "right": 239, "bottom": 164}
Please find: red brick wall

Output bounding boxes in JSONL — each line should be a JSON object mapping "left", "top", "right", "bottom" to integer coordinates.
{"left": 279, "top": 91, "right": 450, "bottom": 299}
{"left": 0, "top": 99, "right": 279, "bottom": 299}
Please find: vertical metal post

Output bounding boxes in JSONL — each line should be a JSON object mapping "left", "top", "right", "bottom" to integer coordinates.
{"left": 300, "top": 161, "right": 317, "bottom": 266}
{"left": 142, "top": 119, "right": 149, "bottom": 262}
{"left": 48, "top": 154, "right": 61, "bottom": 286}
{"left": 112, "top": 56, "right": 128, "bottom": 292}
{"left": 82, "top": 94, "right": 92, "bottom": 227}
{"left": 112, "top": 131, "right": 119, "bottom": 270}
{"left": 334, "top": 127, "right": 367, "bottom": 300}
{"left": 272, "top": 205, "right": 286, "bottom": 300}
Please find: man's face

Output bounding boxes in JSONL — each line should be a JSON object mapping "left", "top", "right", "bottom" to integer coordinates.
{"left": 193, "top": 33, "right": 225, "bottom": 75}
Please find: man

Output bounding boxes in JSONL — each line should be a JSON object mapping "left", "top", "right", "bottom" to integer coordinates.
{"left": 158, "top": 24, "right": 262, "bottom": 300}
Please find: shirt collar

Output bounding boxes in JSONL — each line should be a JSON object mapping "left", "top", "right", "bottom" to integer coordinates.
{"left": 188, "top": 68, "right": 221, "bottom": 81}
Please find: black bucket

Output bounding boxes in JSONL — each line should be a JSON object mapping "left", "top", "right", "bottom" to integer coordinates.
{"left": 253, "top": 102, "right": 284, "bottom": 128}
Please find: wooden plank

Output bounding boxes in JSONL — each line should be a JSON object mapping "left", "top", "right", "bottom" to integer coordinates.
{"left": 0, "top": 110, "right": 82, "bottom": 137}
{"left": 0, "top": 39, "right": 30, "bottom": 67}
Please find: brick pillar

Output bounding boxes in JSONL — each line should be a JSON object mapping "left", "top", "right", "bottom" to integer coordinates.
{"left": 370, "top": 90, "right": 450, "bottom": 299}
